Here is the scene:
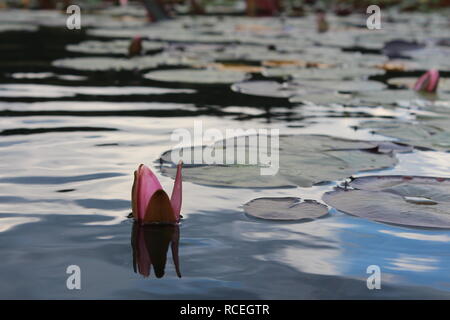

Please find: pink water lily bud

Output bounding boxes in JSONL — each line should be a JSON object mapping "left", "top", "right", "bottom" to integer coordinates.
{"left": 413, "top": 69, "right": 439, "bottom": 93}
{"left": 128, "top": 36, "right": 143, "bottom": 58}
{"left": 131, "top": 163, "right": 182, "bottom": 224}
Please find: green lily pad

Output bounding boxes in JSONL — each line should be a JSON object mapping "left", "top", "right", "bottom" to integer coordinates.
{"left": 231, "top": 81, "right": 295, "bottom": 98}
{"left": 359, "top": 119, "right": 450, "bottom": 151}
{"left": 261, "top": 66, "right": 305, "bottom": 78}
{"left": 52, "top": 56, "right": 164, "bottom": 71}
{"left": 232, "top": 79, "right": 385, "bottom": 100}
{"left": 290, "top": 67, "right": 385, "bottom": 81}
{"left": 66, "top": 40, "right": 164, "bottom": 55}
{"left": 295, "top": 80, "right": 386, "bottom": 92}
{"left": 355, "top": 89, "right": 450, "bottom": 108}
{"left": 233, "top": 79, "right": 385, "bottom": 106}
{"left": 87, "top": 27, "right": 157, "bottom": 39}
{"left": 0, "top": 23, "right": 37, "bottom": 32}
{"left": 289, "top": 91, "right": 355, "bottom": 105}
{"left": 406, "top": 47, "right": 450, "bottom": 66}
{"left": 144, "top": 68, "right": 248, "bottom": 84}
{"left": 323, "top": 175, "right": 450, "bottom": 229}
{"left": 159, "top": 135, "right": 399, "bottom": 188}
{"left": 243, "top": 197, "right": 328, "bottom": 221}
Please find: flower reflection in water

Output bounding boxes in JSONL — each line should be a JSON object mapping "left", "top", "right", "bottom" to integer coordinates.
{"left": 131, "top": 223, "right": 181, "bottom": 278}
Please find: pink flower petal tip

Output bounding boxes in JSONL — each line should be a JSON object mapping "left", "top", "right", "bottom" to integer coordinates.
{"left": 413, "top": 69, "right": 439, "bottom": 93}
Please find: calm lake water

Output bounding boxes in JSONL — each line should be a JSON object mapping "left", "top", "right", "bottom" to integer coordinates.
{"left": 1, "top": 11, "right": 450, "bottom": 299}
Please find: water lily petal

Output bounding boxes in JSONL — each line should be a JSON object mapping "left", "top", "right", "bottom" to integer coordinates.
{"left": 414, "top": 69, "right": 440, "bottom": 93}
{"left": 131, "top": 170, "right": 138, "bottom": 220}
{"left": 136, "top": 164, "right": 163, "bottom": 221}
{"left": 144, "top": 189, "right": 177, "bottom": 224}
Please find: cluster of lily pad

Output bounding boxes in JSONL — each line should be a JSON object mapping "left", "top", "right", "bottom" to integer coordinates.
{"left": 117, "top": 14, "right": 449, "bottom": 228}
{"left": 46, "top": 9, "right": 450, "bottom": 108}
{"left": 3, "top": 4, "right": 448, "bottom": 229}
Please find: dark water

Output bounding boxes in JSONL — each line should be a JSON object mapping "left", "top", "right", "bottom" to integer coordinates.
{"left": 1, "top": 18, "right": 450, "bottom": 300}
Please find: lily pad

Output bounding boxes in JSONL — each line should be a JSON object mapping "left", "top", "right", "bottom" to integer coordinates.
{"left": 289, "top": 91, "right": 355, "bottom": 105}
{"left": 290, "top": 67, "right": 384, "bottom": 81}
{"left": 52, "top": 56, "right": 164, "bottom": 71}
{"left": 232, "top": 79, "right": 385, "bottom": 106}
{"left": 0, "top": 23, "right": 38, "bottom": 32}
{"left": 296, "top": 80, "right": 386, "bottom": 92}
{"left": 261, "top": 66, "right": 304, "bottom": 78}
{"left": 144, "top": 68, "right": 248, "bottom": 84}
{"left": 232, "top": 79, "right": 385, "bottom": 100}
{"left": 323, "top": 175, "right": 450, "bottom": 229}
{"left": 359, "top": 120, "right": 450, "bottom": 151}
{"left": 243, "top": 197, "right": 328, "bottom": 221}
{"left": 262, "top": 64, "right": 380, "bottom": 79}
{"left": 66, "top": 40, "right": 164, "bottom": 55}
{"left": 355, "top": 89, "right": 450, "bottom": 108}
{"left": 231, "top": 81, "right": 294, "bottom": 98}
{"left": 159, "top": 135, "right": 399, "bottom": 188}
{"left": 87, "top": 27, "right": 160, "bottom": 39}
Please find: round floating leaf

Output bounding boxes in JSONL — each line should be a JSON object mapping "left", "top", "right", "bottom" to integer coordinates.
{"left": 163, "top": 43, "right": 286, "bottom": 63}
{"left": 262, "top": 65, "right": 381, "bottom": 79}
{"left": 232, "top": 79, "right": 385, "bottom": 100}
{"left": 66, "top": 40, "right": 164, "bottom": 55}
{"left": 159, "top": 135, "right": 399, "bottom": 188}
{"left": 243, "top": 197, "right": 328, "bottom": 221}
{"left": 262, "top": 66, "right": 305, "bottom": 78}
{"left": 52, "top": 56, "right": 163, "bottom": 71}
{"left": 0, "top": 23, "right": 37, "bottom": 32}
{"left": 289, "top": 91, "right": 354, "bottom": 105}
{"left": 355, "top": 89, "right": 450, "bottom": 107}
{"left": 310, "top": 32, "right": 357, "bottom": 48}
{"left": 359, "top": 120, "right": 450, "bottom": 151}
{"left": 323, "top": 175, "right": 450, "bottom": 229}
{"left": 294, "top": 80, "right": 386, "bottom": 92}
{"left": 231, "top": 81, "right": 295, "bottom": 98}
{"left": 290, "top": 67, "right": 384, "bottom": 81}
{"left": 87, "top": 27, "right": 158, "bottom": 39}
{"left": 144, "top": 68, "right": 248, "bottom": 84}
